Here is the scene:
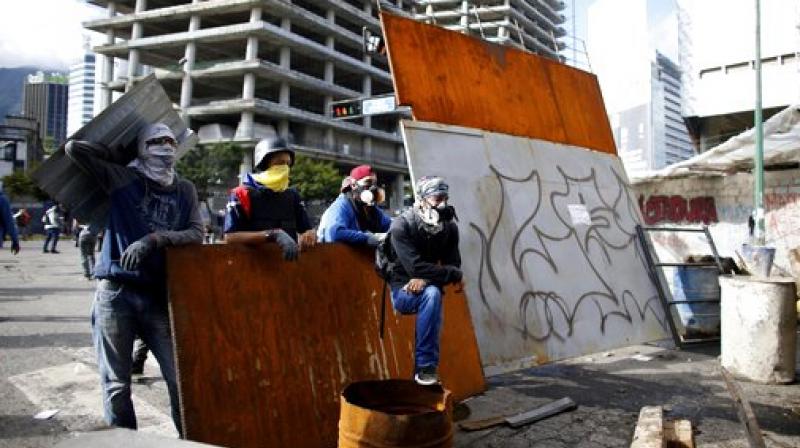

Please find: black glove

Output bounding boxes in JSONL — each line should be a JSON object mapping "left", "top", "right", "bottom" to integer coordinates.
{"left": 120, "top": 235, "right": 156, "bottom": 271}
{"left": 272, "top": 229, "right": 299, "bottom": 261}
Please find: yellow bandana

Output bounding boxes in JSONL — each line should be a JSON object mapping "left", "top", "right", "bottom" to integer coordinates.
{"left": 253, "top": 165, "right": 290, "bottom": 192}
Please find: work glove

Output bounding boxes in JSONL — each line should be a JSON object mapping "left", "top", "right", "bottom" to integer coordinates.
{"left": 120, "top": 235, "right": 156, "bottom": 271}
{"left": 365, "top": 232, "right": 386, "bottom": 248}
{"left": 272, "top": 229, "right": 299, "bottom": 261}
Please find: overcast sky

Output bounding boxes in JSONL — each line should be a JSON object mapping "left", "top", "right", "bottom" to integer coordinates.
{"left": 0, "top": 0, "right": 105, "bottom": 70}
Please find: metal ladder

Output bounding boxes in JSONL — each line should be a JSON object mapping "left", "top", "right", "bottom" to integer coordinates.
{"left": 635, "top": 225, "right": 725, "bottom": 348}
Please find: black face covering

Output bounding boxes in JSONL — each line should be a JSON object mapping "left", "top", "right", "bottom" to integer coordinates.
{"left": 436, "top": 204, "right": 457, "bottom": 222}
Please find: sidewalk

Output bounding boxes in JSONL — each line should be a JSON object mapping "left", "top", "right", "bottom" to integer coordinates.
{"left": 1, "top": 240, "right": 798, "bottom": 447}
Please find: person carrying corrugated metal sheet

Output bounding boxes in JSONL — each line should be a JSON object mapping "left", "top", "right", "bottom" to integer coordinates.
{"left": 316, "top": 164, "right": 391, "bottom": 246}
{"left": 386, "top": 176, "right": 463, "bottom": 386}
{"left": 65, "top": 122, "right": 203, "bottom": 438}
{"left": 223, "top": 137, "right": 317, "bottom": 260}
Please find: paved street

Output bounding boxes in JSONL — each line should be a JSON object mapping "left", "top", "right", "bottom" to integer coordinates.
{"left": 1, "top": 240, "right": 799, "bottom": 447}
{"left": 0, "top": 241, "right": 175, "bottom": 448}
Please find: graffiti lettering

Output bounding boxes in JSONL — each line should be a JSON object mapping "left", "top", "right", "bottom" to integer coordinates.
{"left": 638, "top": 195, "right": 718, "bottom": 225}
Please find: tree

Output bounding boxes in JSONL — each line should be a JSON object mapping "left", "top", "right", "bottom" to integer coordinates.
{"left": 176, "top": 142, "right": 244, "bottom": 200}
{"left": 42, "top": 136, "right": 58, "bottom": 156}
{"left": 290, "top": 155, "right": 342, "bottom": 202}
{"left": 1, "top": 169, "right": 49, "bottom": 201}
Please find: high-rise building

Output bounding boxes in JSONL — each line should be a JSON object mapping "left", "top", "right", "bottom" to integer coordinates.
{"left": 68, "top": 52, "right": 97, "bottom": 136}
{"left": 678, "top": 0, "right": 800, "bottom": 152}
{"left": 409, "top": 0, "right": 567, "bottom": 60}
{"left": 588, "top": 0, "right": 694, "bottom": 177}
{"left": 22, "top": 71, "right": 69, "bottom": 149}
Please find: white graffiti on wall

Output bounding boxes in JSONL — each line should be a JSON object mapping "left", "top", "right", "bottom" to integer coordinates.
{"left": 402, "top": 121, "right": 669, "bottom": 370}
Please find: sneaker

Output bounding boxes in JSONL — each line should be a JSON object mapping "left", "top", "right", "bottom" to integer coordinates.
{"left": 414, "top": 366, "right": 439, "bottom": 386}
{"left": 50, "top": 249, "right": 60, "bottom": 254}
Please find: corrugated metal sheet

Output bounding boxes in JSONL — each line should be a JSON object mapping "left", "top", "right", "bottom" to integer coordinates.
{"left": 30, "top": 75, "right": 196, "bottom": 225}
{"left": 380, "top": 12, "right": 617, "bottom": 155}
{"left": 167, "top": 243, "right": 485, "bottom": 448}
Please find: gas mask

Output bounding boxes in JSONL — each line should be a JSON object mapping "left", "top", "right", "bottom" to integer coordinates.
{"left": 352, "top": 177, "right": 385, "bottom": 206}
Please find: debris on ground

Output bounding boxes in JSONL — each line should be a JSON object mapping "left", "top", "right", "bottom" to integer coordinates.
{"left": 33, "top": 409, "right": 60, "bottom": 420}
{"left": 458, "top": 397, "right": 576, "bottom": 431}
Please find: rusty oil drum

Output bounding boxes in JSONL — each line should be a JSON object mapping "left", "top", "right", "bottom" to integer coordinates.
{"left": 338, "top": 379, "right": 453, "bottom": 447}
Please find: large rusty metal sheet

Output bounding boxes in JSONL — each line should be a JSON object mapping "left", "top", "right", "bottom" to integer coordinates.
{"left": 167, "top": 243, "right": 485, "bottom": 448}
{"left": 380, "top": 12, "right": 617, "bottom": 155}
{"left": 401, "top": 120, "right": 669, "bottom": 374}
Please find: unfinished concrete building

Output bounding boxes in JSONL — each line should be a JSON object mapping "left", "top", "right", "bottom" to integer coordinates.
{"left": 84, "top": 0, "right": 407, "bottom": 206}
{"left": 409, "top": 0, "right": 566, "bottom": 59}
{"left": 83, "top": 1, "right": 567, "bottom": 207}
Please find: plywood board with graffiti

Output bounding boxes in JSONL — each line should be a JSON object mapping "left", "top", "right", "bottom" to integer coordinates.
{"left": 401, "top": 120, "right": 669, "bottom": 373}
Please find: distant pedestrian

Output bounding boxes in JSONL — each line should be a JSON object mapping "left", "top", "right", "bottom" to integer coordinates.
{"left": 0, "top": 188, "right": 20, "bottom": 255}
{"left": 42, "top": 203, "right": 65, "bottom": 253}
{"left": 79, "top": 224, "right": 99, "bottom": 279}
{"left": 73, "top": 218, "right": 82, "bottom": 247}
{"left": 13, "top": 208, "right": 31, "bottom": 241}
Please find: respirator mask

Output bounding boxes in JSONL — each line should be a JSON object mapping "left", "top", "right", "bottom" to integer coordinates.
{"left": 353, "top": 176, "right": 385, "bottom": 206}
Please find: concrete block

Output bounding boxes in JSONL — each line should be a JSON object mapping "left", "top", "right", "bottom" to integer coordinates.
{"left": 720, "top": 276, "right": 797, "bottom": 384}
{"left": 630, "top": 406, "right": 664, "bottom": 448}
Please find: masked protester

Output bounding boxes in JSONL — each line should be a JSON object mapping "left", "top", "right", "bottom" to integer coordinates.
{"left": 386, "top": 176, "right": 462, "bottom": 386}
{"left": 223, "top": 137, "right": 316, "bottom": 260}
{"left": 317, "top": 164, "right": 391, "bottom": 246}
{"left": 65, "top": 123, "right": 203, "bottom": 437}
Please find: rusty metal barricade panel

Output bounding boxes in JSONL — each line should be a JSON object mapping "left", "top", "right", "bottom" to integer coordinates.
{"left": 380, "top": 12, "right": 617, "bottom": 155}
{"left": 167, "top": 243, "right": 485, "bottom": 448}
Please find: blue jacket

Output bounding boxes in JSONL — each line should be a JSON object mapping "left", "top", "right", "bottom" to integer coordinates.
{"left": 317, "top": 193, "right": 391, "bottom": 244}
{"left": 66, "top": 140, "right": 203, "bottom": 297}
{"left": 0, "top": 192, "right": 19, "bottom": 246}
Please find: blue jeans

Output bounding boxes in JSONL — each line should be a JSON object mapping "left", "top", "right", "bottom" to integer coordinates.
{"left": 391, "top": 285, "right": 443, "bottom": 369}
{"left": 91, "top": 281, "right": 182, "bottom": 436}
{"left": 43, "top": 229, "right": 60, "bottom": 251}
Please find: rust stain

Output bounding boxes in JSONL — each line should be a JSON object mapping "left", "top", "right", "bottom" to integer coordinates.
{"left": 167, "top": 244, "right": 485, "bottom": 448}
{"left": 380, "top": 12, "right": 617, "bottom": 155}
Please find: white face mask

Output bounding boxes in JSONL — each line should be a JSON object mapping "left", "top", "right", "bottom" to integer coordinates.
{"left": 130, "top": 143, "right": 176, "bottom": 187}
